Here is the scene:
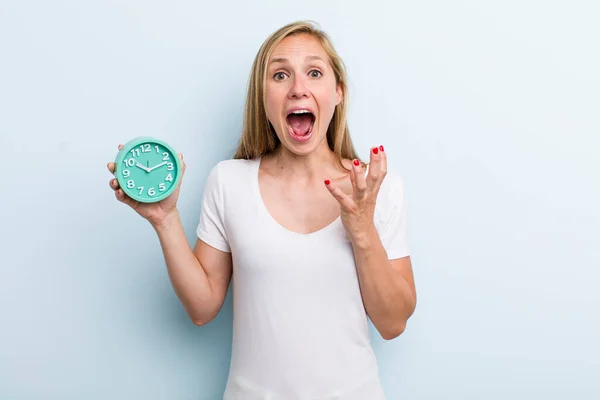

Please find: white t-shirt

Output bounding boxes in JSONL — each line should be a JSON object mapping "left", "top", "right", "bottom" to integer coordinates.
{"left": 196, "top": 157, "right": 411, "bottom": 400}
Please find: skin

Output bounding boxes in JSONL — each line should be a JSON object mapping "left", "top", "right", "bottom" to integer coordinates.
{"left": 106, "top": 33, "right": 416, "bottom": 339}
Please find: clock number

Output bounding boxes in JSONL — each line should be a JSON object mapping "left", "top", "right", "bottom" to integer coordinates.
{"left": 137, "top": 186, "right": 144, "bottom": 195}
{"left": 162, "top": 152, "right": 170, "bottom": 161}
{"left": 165, "top": 173, "right": 173, "bottom": 182}
{"left": 122, "top": 169, "right": 130, "bottom": 178}
{"left": 155, "top": 145, "right": 160, "bottom": 153}
{"left": 124, "top": 158, "right": 135, "bottom": 167}
{"left": 140, "top": 144, "right": 151, "bottom": 153}
{"left": 159, "top": 183, "right": 166, "bottom": 191}
{"left": 130, "top": 149, "right": 140, "bottom": 157}
{"left": 148, "top": 187, "right": 156, "bottom": 196}
{"left": 167, "top": 162, "right": 174, "bottom": 171}
{"left": 127, "top": 180, "right": 135, "bottom": 189}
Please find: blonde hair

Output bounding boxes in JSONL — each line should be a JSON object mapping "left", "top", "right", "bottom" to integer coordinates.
{"left": 233, "top": 20, "right": 362, "bottom": 170}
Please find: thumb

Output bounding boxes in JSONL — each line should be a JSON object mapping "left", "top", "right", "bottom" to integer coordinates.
{"left": 176, "top": 153, "right": 186, "bottom": 188}
{"left": 179, "top": 153, "right": 186, "bottom": 176}
{"left": 324, "top": 179, "right": 354, "bottom": 210}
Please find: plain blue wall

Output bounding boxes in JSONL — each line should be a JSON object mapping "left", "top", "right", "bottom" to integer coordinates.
{"left": 1, "top": 0, "right": 599, "bottom": 399}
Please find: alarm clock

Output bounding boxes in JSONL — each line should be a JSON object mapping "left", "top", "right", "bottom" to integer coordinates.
{"left": 114, "top": 136, "right": 183, "bottom": 203}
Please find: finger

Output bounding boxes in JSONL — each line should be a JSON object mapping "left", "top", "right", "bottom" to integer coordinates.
{"left": 177, "top": 153, "right": 186, "bottom": 188}
{"left": 367, "top": 146, "right": 386, "bottom": 191}
{"left": 109, "top": 178, "right": 120, "bottom": 191}
{"left": 115, "top": 188, "right": 125, "bottom": 202}
{"left": 325, "top": 179, "right": 355, "bottom": 211}
{"left": 108, "top": 143, "right": 123, "bottom": 174}
{"left": 179, "top": 153, "right": 186, "bottom": 174}
{"left": 351, "top": 158, "right": 367, "bottom": 198}
{"left": 379, "top": 145, "right": 387, "bottom": 166}
{"left": 379, "top": 145, "right": 387, "bottom": 184}
{"left": 115, "top": 188, "right": 136, "bottom": 208}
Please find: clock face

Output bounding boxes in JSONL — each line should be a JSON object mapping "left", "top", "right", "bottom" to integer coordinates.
{"left": 117, "top": 140, "right": 180, "bottom": 202}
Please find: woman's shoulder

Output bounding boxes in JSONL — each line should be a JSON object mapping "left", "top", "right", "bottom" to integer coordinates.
{"left": 203, "top": 157, "right": 259, "bottom": 195}
{"left": 207, "top": 157, "right": 259, "bottom": 180}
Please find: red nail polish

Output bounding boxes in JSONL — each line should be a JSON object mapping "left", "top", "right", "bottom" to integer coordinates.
{"left": 379, "top": 145, "right": 384, "bottom": 152}
{"left": 353, "top": 159, "right": 360, "bottom": 166}
{"left": 373, "top": 147, "right": 379, "bottom": 155}
{"left": 324, "top": 179, "right": 331, "bottom": 185}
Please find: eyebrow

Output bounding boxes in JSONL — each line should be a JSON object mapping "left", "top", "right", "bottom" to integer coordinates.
{"left": 269, "top": 55, "right": 326, "bottom": 65}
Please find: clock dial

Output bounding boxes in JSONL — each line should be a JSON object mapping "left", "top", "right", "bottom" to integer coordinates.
{"left": 117, "top": 140, "right": 180, "bottom": 202}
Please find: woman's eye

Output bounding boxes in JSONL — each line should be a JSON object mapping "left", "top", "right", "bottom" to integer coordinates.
{"left": 310, "top": 70, "right": 322, "bottom": 78}
{"left": 274, "top": 72, "right": 286, "bottom": 80}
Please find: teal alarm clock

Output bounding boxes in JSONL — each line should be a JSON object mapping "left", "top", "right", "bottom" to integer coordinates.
{"left": 114, "top": 136, "right": 183, "bottom": 203}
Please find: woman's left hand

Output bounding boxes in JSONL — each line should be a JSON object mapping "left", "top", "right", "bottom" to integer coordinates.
{"left": 325, "top": 145, "right": 386, "bottom": 244}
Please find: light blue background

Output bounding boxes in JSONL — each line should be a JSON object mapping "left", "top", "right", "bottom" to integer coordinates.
{"left": 1, "top": 0, "right": 598, "bottom": 399}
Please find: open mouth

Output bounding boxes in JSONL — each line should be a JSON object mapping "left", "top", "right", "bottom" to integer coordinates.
{"left": 286, "top": 108, "right": 316, "bottom": 142}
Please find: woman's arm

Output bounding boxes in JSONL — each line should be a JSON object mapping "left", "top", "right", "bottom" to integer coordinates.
{"left": 350, "top": 228, "right": 416, "bottom": 340}
{"left": 154, "top": 211, "right": 233, "bottom": 326}
{"left": 325, "top": 145, "right": 416, "bottom": 340}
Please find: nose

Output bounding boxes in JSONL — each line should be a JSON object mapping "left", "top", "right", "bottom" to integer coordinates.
{"left": 287, "top": 74, "right": 310, "bottom": 100}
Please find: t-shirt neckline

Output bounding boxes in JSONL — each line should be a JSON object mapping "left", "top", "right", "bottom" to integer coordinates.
{"left": 251, "top": 156, "right": 341, "bottom": 237}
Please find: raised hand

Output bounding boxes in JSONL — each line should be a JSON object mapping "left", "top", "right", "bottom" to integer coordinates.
{"left": 325, "top": 145, "right": 386, "bottom": 243}
{"left": 107, "top": 143, "right": 186, "bottom": 228}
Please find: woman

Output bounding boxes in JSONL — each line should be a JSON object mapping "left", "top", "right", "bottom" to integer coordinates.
{"left": 107, "top": 21, "right": 416, "bottom": 400}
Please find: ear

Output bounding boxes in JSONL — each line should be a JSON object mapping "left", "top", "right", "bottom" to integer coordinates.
{"left": 336, "top": 83, "right": 343, "bottom": 105}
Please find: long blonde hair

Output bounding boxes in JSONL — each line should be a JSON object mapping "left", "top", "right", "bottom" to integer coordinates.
{"left": 233, "top": 20, "right": 362, "bottom": 170}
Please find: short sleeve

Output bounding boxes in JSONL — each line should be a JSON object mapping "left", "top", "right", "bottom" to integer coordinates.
{"left": 196, "top": 162, "right": 230, "bottom": 253}
{"left": 377, "top": 170, "right": 411, "bottom": 260}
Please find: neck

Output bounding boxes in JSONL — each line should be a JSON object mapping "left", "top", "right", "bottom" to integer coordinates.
{"left": 269, "top": 142, "right": 340, "bottom": 183}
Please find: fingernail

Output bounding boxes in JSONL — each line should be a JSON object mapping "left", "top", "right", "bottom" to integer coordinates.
{"left": 373, "top": 147, "right": 379, "bottom": 155}
{"left": 379, "top": 145, "right": 384, "bottom": 152}
{"left": 324, "top": 179, "right": 331, "bottom": 185}
{"left": 353, "top": 159, "right": 360, "bottom": 166}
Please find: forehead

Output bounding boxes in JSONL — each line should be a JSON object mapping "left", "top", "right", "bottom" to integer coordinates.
{"left": 269, "top": 33, "right": 329, "bottom": 62}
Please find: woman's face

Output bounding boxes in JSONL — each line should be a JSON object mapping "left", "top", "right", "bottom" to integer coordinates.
{"left": 264, "top": 33, "right": 342, "bottom": 156}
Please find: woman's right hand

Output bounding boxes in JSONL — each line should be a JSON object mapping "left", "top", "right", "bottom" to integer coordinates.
{"left": 107, "top": 144, "right": 186, "bottom": 228}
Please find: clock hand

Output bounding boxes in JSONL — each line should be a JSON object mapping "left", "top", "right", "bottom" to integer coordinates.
{"left": 148, "top": 161, "right": 168, "bottom": 172}
{"left": 135, "top": 162, "right": 150, "bottom": 172}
